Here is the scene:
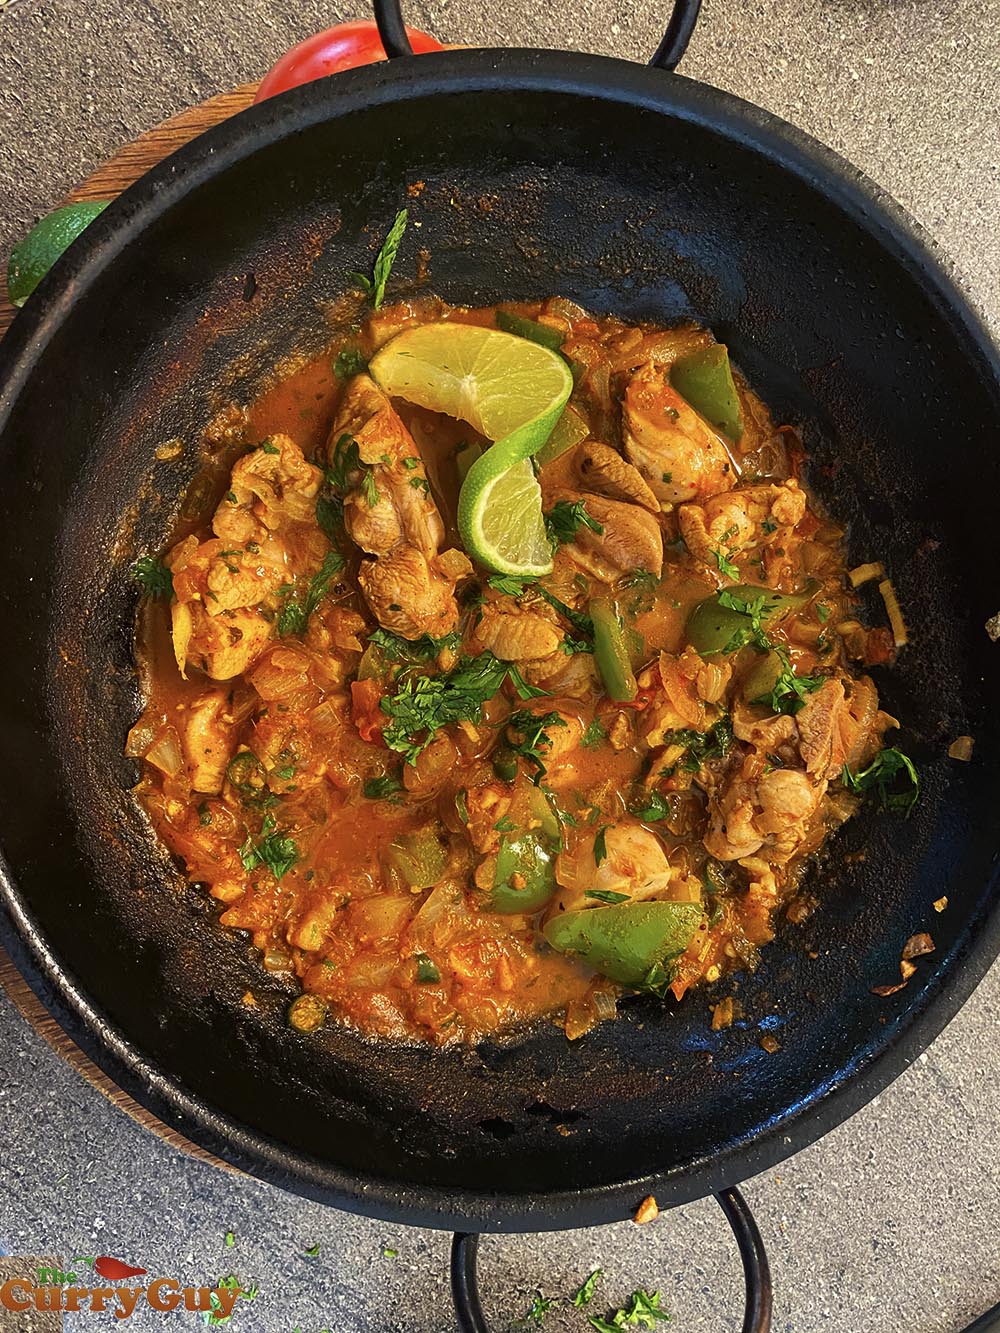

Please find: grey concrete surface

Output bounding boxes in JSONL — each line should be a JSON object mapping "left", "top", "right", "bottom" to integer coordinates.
{"left": 0, "top": 1, "right": 998, "bottom": 1330}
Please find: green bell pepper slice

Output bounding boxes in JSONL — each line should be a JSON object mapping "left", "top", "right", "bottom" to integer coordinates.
{"left": 686, "top": 581, "right": 818, "bottom": 656}
{"left": 543, "top": 900, "right": 702, "bottom": 989}
{"left": 491, "top": 831, "right": 557, "bottom": 914}
{"left": 669, "top": 344, "right": 743, "bottom": 443}
{"left": 591, "top": 596, "right": 637, "bottom": 701}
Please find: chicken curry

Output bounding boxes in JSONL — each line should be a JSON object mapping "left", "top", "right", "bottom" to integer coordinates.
{"left": 129, "top": 296, "right": 915, "bottom": 1045}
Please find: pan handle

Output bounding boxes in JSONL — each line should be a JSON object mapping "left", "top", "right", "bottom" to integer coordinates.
{"left": 372, "top": 0, "right": 702, "bottom": 72}
{"left": 450, "top": 1186, "right": 772, "bottom": 1333}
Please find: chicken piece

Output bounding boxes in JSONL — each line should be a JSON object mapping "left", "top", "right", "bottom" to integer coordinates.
{"left": 330, "top": 376, "right": 444, "bottom": 560}
{"left": 623, "top": 360, "right": 735, "bottom": 506}
{"left": 732, "top": 699, "right": 798, "bottom": 752}
{"left": 474, "top": 598, "right": 563, "bottom": 662}
{"left": 358, "top": 545, "right": 460, "bottom": 640}
{"left": 250, "top": 710, "right": 327, "bottom": 793}
{"left": 641, "top": 649, "right": 710, "bottom": 743}
{"left": 175, "top": 605, "right": 274, "bottom": 681}
{"left": 678, "top": 481, "right": 806, "bottom": 567}
{"left": 796, "top": 678, "right": 849, "bottom": 779}
{"left": 573, "top": 441, "right": 659, "bottom": 513}
{"left": 213, "top": 433, "right": 324, "bottom": 543}
{"left": 555, "top": 490, "right": 664, "bottom": 583}
{"left": 552, "top": 823, "right": 691, "bottom": 915}
{"left": 178, "top": 689, "right": 237, "bottom": 794}
{"left": 520, "top": 650, "right": 598, "bottom": 700}
{"left": 704, "top": 762, "right": 825, "bottom": 864}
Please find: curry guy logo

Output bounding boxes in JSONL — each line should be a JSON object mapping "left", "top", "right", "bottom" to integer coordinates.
{"left": 0, "top": 1255, "right": 255, "bottom": 1321}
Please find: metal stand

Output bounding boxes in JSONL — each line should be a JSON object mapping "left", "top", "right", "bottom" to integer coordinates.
{"left": 451, "top": 1186, "right": 772, "bottom": 1333}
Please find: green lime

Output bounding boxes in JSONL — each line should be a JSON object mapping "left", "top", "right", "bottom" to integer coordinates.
{"left": 7, "top": 201, "right": 110, "bottom": 308}
{"left": 458, "top": 454, "right": 552, "bottom": 577}
{"left": 368, "top": 322, "right": 572, "bottom": 573}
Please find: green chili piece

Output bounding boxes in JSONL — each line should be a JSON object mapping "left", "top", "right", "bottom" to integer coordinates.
{"left": 669, "top": 344, "right": 743, "bottom": 443}
{"left": 543, "top": 901, "right": 702, "bottom": 989}
{"left": 491, "top": 832, "right": 557, "bottom": 914}
{"left": 590, "top": 596, "right": 637, "bottom": 702}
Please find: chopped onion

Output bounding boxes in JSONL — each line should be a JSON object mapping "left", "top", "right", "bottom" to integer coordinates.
{"left": 144, "top": 725, "right": 183, "bottom": 778}
{"left": 848, "top": 561, "right": 885, "bottom": 588}
{"left": 125, "top": 715, "right": 157, "bottom": 759}
{"left": 948, "top": 735, "right": 974, "bottom": 761}
{"left": 934, "top": 896, "right": 949, "bottom": 913}
{"left": 878, "top": 578, "right": 908, "bottom": 648}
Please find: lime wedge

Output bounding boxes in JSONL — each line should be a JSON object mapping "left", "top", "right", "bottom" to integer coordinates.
{"left": 457, "top": 454, "right": 552, "bottom": 577}
{"left": 369, "top": 322, "right": 572, "bottom": 574}
{"left": 7, "top": 201, "right": 109, "bottom": 308}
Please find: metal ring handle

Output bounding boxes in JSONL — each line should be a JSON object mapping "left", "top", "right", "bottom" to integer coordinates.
{"left": 373, "top": 0, "right": 702, "bottom": 70}
{"left": 450, "top": 1186, "right": 772, "bottom": 1333}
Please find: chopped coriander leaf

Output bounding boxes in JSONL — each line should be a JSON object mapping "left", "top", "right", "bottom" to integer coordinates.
{"left": 660, "top": 715, "right": 734, "bottom": 775}
{"left": 258, "top": 437, "right": 280, "bottom": 455}
{"left": 589, "top": 1287, "right": 670, "bottom": 1332}
{"left": 716, "top": 588, "right": 773, "bottom": 653}
{"left": 520, "top": 1292, "right": 556, "bottom": 1327}
{"left": 489, "top": 573, "right": 533, "bottom": 596}
{"left": 817, "top": 603, "right": 831, "bottom": 622}
{"left": 326, "top": 433, "right": 365, "bottom": 492}
{"left": 334, "top": 345, "right": 368, "bottom": 379}
{"left": 225, "top": 1232, "right": 234, "bottom": 1248}
{"left": 409, "top": 475, "right": 431, "bottom": 493}
{"left": 761, "top": 516, "right": 778, "bottom": 534}
{"left": 753, "top": 648, "right": 824, "bottom": 716}
{"left": 304, "top": 1243, "right": 320, "bottom": 1257}
{"left": 581, "top": 718, "right": 606, "bottom": 748}
{"left": 842, "top": 746, "right": 919, "bottom": 814}
{"left": 132, "top": 555, "right": 173, "bottom": 599}
{"left": 361, "top": 470, "right": 379, "bottom": 508}
{"left": 382, "top": 1247, "right": 398, "bottom": 1258}
{"left": 277, "top": 549, "right": 345, "bottom": 636}
{"left": 708, "top": 525, "right": 740, "bottom": 580}
{"left": 585, "top": 889, "right": 630, "bottom": 904}
{"left": 415, "top": 953, "right": 440, "bottom": 983}
{"left": 536, "top": 585, "right": 594, "bottom": 638}
{"left": 631, "top": 789, "right": 671, "bottom": 821}
{"left": 620, "top": 569, "right": 659, "bottom": 593}
{"left": 380, "top": 652, "right": 544, "bottom": 763}
{"left": 661, "top": 471, "right": 672, "bottom": 483}
{"left": 593, "top": 825, "right": 610, "bottom": 865}
{"left": 225, "top": 490, "right": 238, "bottom": 504}
{"left": 239, "top": 814, "right": 299, "bottom": 881}
{"left": 574, "top": 1271, "right": 603, "bottom": 1308}
{"left": 369, "top": 627, "right": 461, "bottom": 662}
{"left": 559, "top": 634, "right": 594, "bottom": 655}
{"left": 363, "top": 772, "right": 404, "bottom": 800}
{"left": 402, "top": 456, "right": 419, "bottom": 470}
{"left": 317, "top": 493, "right": 344, "bottom": 538}
{"left": 504, "top": 710, "right": 567, "bottom": 782}
{"left": 545, "top": 498, "right": 604, "bottom": 547}
{"left": 353, "top": 208, "right": 408, "bottom": 310}
{"left": 494, "top": 815, "right": 517, "bottom": 832}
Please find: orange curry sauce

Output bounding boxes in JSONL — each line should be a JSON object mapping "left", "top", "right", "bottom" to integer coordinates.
{"left": 131, "top": 299, "right": 897, "bottom": 1044}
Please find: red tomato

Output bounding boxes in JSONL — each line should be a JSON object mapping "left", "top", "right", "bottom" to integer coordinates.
{"left": 255, "top": 20, "right": 443, "bottom": 102}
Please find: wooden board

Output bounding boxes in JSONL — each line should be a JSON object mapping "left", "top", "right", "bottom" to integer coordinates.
{"left": 0, "top": 84, "right": 261, "bottom": 1168}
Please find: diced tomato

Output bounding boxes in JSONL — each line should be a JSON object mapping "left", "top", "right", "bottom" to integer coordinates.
{"left": 350, "top": 677, "right": 385, "bottom": 742}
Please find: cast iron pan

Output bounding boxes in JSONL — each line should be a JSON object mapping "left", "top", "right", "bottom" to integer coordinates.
{"left": 0, "top": 4, "right": 999, "bottom": 1323}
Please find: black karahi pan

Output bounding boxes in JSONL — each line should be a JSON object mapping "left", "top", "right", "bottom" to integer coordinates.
{"left": 1, "top": 1, "right": 999, "bottom": 1327}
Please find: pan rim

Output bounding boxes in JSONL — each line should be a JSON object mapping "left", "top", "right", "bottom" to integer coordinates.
{"left": 1, "top": 47, "right": 999, "bottom": 1232}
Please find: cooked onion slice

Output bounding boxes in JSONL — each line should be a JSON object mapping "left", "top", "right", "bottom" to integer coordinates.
{"left": 848, "top": 561, "right": 885, "bottom": 588}
{"left": 878, "top": 578, "right": 908, "bottom": 648}
{"left": 948, "top": 735, "right": 974, "bottom": 761}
